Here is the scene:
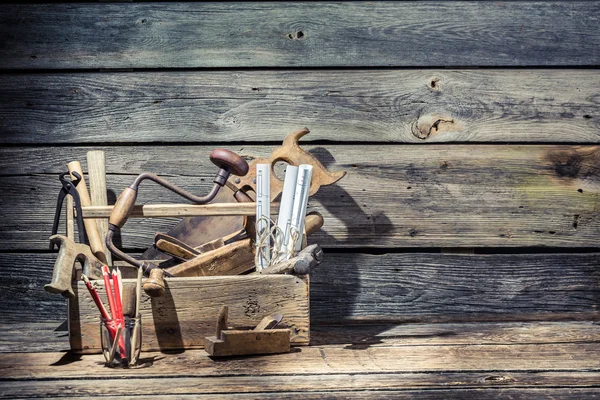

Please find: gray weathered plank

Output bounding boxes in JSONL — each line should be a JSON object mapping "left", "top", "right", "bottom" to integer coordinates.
{"left": 2, "top": 373, "right": 600, "bottom": 398}
{"left": 3, "top": 320, "right": 600, "bottom": 354}
{"left": 3, "top": 252, "right": 598, "bottom": 325}
{"left": 0, "top": 70, "right": 598, "bottom": 144}
{"left": 12, "top": 390, "right": 599, "bottom": 400}
{"left": 1, "top": 145, "right": 598, "bottom": 250}
{"left": 1, "top": 3, "right": 599, "bottom": 69}
{"left": 3, "top": 343, "right": 600, "bottom": 379}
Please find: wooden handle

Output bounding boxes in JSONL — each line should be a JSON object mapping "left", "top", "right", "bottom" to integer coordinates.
{"left": 87, "top": 151, "right": 112, "bottom": 265}
{"left": 143, "top": 268, "right": 166, "bottom": 297}
{"left": 209, "top": 149, "right": 249, "bottom": 176}
{"left": 108, "top": 187, "right": 138, "bottom": 228}
{"left": 67, "top": 161, "right": 108, "bottom": 264}
{"left": 304, "top": 212, "right": 324, "bottom": 236}
{"left": 156, "top": 238, "right": 198, "bottom": 260}
{"left": 166, "top": 239, "right": 255, "bottom": 277}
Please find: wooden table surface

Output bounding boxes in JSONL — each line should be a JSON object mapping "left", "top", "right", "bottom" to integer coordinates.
{"left": 1, "top": 321, "right": 599, "bottom": 398}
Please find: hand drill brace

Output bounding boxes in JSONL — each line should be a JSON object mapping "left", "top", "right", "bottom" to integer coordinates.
{"left": 106, "top": 149, "right": 249, "bottom": 296}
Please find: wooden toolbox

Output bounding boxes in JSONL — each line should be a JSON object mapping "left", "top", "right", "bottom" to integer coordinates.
{"left": 68, "top": 273, "right": 310, "bottom": 354}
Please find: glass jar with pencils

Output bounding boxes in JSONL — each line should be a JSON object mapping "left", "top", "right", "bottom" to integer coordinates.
{"left": 100, "top": 315, "right": 142, "bottom": 367}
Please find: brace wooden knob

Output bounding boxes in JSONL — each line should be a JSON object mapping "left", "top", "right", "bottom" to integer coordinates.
{"left": 210, "top": 149, "right": 249, "bottom": 177}
{"left": 143, "top": 268, "right": 166, "bottom": 297}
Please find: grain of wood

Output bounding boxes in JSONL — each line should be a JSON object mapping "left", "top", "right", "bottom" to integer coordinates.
{"left": 1, "top": 145, "right": 598, "bottom": 250}
{"left": 2, "top": 342, "right": 600, "bottom": 379}
{"left": 0, "top": 70, "right": 597, "bottom": 144}
{"left": 1, "top": 372, "right": 600, "bottom": 398}
{"left": 3, "top": 320, "right": 600, "bottom": 353}
{"left": 21, "top": 389, "right": 599, "bottom": 400}
{"left": 83, "top": 203, "right": 279, "bottom": 219}
{"left": 2, "top": 252, "right": 598, "bottom": 325}
{"left": 0, "top": 3, "right": 598, "bottom": 69}
{"left": 69, "top": 275, "right": 309, "bottom": 353}
{"left": 86, "top": 150, "right": 112, "bottom": 265}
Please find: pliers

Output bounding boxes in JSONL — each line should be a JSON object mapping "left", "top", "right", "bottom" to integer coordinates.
{"left": 51, "top": 171, "right": 87, "bottom": 248}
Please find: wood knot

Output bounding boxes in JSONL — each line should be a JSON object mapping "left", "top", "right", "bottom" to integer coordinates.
{"left": 412, "top": 114, "right": 461, "bottom": 140}
{"left": 287, "top": 31, "right": 305, "bottom": 40}
{"left": 428, "top": 77, "right": 441, "bottom": 91}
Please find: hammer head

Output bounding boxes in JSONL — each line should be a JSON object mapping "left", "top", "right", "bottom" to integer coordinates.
{"left": 45, "top": 234, "right": 104, "bottom": 298}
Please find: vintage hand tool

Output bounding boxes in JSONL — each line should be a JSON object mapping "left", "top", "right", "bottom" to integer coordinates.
{"left": 51, "top": 171, "right": 86, "bottom": 247}
{"left": 67, "top": 161, "right": 109, "bottom": 264}
{"left": 45, "top": 234, "right": 104, "bottom": 298}
{"left": 106, "top": 149, "right": 249, "bottom": 280}
{"left": 234, "top": 127, "right": 346, "bottom": 198}
{"left": 142, "top": 213, "right": 323, "bottom": 297}
{"left": 252, "top": 244, "right": 323, "bottom": 275}
{"left": 140, "top": 128, "right": 345, "bottom": 261}
{"left": 204, "top": 306, "right": 290, "bottom": 357}
{"left": 154, "top": 233, "right": 201, "bottom": 261}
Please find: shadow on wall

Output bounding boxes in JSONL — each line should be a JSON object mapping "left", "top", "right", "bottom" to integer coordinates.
{"left": 308, "top": 147, "right": 392, "bottom": 324}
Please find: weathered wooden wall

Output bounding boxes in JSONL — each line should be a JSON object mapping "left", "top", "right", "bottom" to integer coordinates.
{"left": 0, "top": 1, "right": 598, "bottom": 335}
{"left": 1, "top": 2, "right": 599, "bottom": 398}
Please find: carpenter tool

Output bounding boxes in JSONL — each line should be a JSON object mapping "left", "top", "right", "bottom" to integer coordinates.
{"left": 255, "top": 164, "right": 271, "bottom": 270}
{"left": 45, "top": 235, "right": 104, "bottom": 298}
{"left": 51, "top": 171, "right": 86, "bottom": 246}
{"left": 252, "top": 244, "right": 323, "bottom": 275}
{"left": 129, "top": 266, "right": 143, "bottom": 365}
{"left": 140, "top": 128, "right": 346, "bottom": 261}
{"left": 105, "top": 148, "right": 249, "bottom": 292}
{"left": 154, "top": 233, "right": 201, "bottom": 261}
{"left": 234, "top": 128, "right": 345, "bottom": 198}
{"left": 288, "top": 165, "right": 313, "bottom": 254}
{"left": 274, "top": 165, "right": 299, "bottom": 262}
{"left": 87, "top": 150, "right": 112, "bottom": 266}
{"left": 143, "top": 213, "right": 324, "bottom": 297}
{"left": 204, "top": 306, "right": 290, "bottom": 357}
{"left": 67, "top": 161, "right": 108, "bottom": 264}
{"left": 154, "top": 226, "right": 239, "bottom": 262}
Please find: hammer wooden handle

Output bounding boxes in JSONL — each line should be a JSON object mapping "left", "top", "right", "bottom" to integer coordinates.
{"left": 67, "top": 161, "right": 108, "bottom": 264}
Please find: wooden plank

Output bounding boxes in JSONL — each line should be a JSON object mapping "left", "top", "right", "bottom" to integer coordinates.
{"left": 12, "top": 390, "right": 600, "bottom": 400}
{"left": 69, "top": 275, "right": 309, "bottom": 353}
{"left": 2, "top": 320, "right": 599, "bottom": 354}
{"left": 0, "top": 70, "right": 598, "bottom": 144}
{"left": 2, "top": 342, "right": 599, "bottom": 379}
{"left": 1, "top": 144, "right": 599, "bottom": 250}
{"left": 2, "top": 252, "right": 598, "bottom": 325}
{"left": 1, "top": 372, "right": 600, "bottom": 398}
{"left": 82, "top": 203, "right": 279, "bottom": 219}
{"left": 1, "top": 3, "right": 598, "bottom": 69}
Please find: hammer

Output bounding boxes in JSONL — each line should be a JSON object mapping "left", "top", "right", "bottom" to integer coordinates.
{"left": 45, "top": 235, "right": 104, "bottom": 298}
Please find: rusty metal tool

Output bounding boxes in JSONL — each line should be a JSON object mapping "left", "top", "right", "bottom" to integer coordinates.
{"left": 140, "top": 128, "right": 346, "bottom": 261}
{"left": 204, "top": 306, "right": 290, "bottom": 357}
{"left": 106, "top": 149, "right": 249, "bottom": 296}
{"left": 51, "top": 172, "right": 87, "bottom": 247}
{"left": 45, "top": 235, "right": 104, "bottom": 298}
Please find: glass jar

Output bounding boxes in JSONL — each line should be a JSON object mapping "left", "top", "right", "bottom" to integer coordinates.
{"left": 100, "top": 315, "right": 141, "bottom": 368}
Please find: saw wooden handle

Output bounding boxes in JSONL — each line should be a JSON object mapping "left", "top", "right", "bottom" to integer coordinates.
{"left": 67, "top": 161, "right": 108, "bottom": 264}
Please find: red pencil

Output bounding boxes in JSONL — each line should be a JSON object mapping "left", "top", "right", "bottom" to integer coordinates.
{"left": 101, "top": 265, "right": 117, "bottom": 320}
{"left": 82, "top": 274, "right": 110, "bottom": 321}
{"left": 112, "top": 270, "right": 123, "bottom": 323}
